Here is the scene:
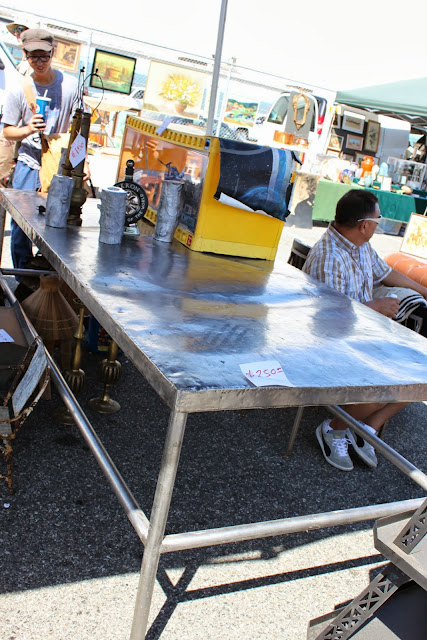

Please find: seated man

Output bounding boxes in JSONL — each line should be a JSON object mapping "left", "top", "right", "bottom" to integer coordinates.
{"left": 303, "top": 189, "right": 427, "bottom": 472}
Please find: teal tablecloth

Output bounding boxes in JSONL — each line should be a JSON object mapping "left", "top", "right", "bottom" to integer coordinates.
{"left": 312, "top": 179, "right": 427, "bottom": 223}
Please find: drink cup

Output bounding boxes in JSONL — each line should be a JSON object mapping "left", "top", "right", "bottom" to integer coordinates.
{"left": 36, "top": 96, "right": 51, "bottom": 121}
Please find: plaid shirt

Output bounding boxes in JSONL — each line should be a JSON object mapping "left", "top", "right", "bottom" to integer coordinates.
{"left": 302, "top": 223, "right": 391, "bottom": 302}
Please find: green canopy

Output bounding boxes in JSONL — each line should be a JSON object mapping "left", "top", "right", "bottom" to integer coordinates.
{"left": 336, "top": 77, "right": 427, "bottom": 121}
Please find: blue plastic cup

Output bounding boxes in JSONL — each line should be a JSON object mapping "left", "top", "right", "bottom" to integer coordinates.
{"left": 35, "top": 96, "right": 51, "bottom": 121}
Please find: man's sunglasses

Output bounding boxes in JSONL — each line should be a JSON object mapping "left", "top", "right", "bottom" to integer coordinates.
{"left": 357, "top": 215, "right": 383, "bottom": 224}
{"left": 26, "top": 54, "right": 52, "bottom": 63}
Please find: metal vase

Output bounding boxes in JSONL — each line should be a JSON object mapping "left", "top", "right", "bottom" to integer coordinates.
{"left": 153, "top": 180, "right": 183, "bottom": 243}
{"left": 45, "top": 174, "right": 74, "bottom": 228}
{"left": 98, "top": 186, "right": 127, "bottom": 244}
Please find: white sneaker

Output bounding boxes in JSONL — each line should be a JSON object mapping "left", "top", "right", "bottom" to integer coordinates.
{"left": 316, "top": 420, "right": 353, "bottom": 471}
{"left": 347, "top": 424, "right": 378, "bottom": 469}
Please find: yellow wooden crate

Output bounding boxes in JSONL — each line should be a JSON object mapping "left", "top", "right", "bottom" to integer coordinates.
{"left": 119, "top": 116, "right": 286, "bottom": 260}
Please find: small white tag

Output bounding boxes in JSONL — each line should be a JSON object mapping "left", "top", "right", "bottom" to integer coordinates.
{"left": 0, "top": 329, "right": 14, "bottom": 342}
{"left": 69, "top": 133, "right": 86, "bottom": 168}
{"left": 239, "top": 360, "right": 294, "bottom": 387}
{"left": 156, "top": 116, "right": 174, "bottom": 135}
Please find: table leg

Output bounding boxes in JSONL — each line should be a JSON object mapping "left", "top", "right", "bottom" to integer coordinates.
{"left": 0, "top": 204, "right": 6, "bottom": 264}
{"left": 130, "top": 409, "right": 188, "bottom": 640}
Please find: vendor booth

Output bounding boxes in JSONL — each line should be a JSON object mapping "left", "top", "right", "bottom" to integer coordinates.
{"left": 312, "top": 179, "right": 427, "bottom": 223}
{"left": 289, "top": 77, "right": 427, "bottom": 228}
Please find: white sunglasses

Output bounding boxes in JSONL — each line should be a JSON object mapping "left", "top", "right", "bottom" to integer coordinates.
{"left": 358, "top": 215, "right": 383, "bottom": 224}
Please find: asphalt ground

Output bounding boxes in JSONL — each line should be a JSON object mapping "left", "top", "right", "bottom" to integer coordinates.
{"left": 1, "top": 213, "right": 426, "bottom": 640}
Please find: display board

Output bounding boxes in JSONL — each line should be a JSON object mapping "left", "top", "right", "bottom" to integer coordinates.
{"left": 143, "top": 60, "right": 208, "bottom": 119}
{"left": 400, "top": 213, "right": 427, "bottom": 260}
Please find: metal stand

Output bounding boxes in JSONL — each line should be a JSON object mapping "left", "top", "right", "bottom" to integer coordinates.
{"left": 53, "top": 299, "right": 86, "bottom": 424}
{"left": 88, "top": 339, "right": 121, "bottom": 413}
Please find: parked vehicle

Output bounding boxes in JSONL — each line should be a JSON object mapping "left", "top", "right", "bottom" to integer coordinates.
{"left": 256, "top": 86, "right": 336, "bottom": 158}
{"left": 0, "top": 41, "right": 19, "bottom": 119}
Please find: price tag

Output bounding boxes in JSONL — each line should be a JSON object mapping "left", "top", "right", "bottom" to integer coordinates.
{"left": 239, "top": 360, "right": 294, "bottom": 387}
{"left": 0, "top": 329, "right": 14, "bottom": 342}
{"left": 156, "top": 116, "right": 173, "bottom": 136}
{"left": 69, "top": 133, "right": 86, "bottom": 168}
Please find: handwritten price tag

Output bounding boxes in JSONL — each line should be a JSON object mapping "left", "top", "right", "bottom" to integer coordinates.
{"left": 0, "top": 329, "right": 14, "bottom": 342}
{"left": 239, "top": 360, "right": 294, "bottom": 387}
{"left": 69, "top": 133, "right": 86, "bottom": 168}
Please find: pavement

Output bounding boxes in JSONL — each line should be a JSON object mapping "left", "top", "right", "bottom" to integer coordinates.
{"left": 1, "top": 209, "right": 426, "bottom": 640}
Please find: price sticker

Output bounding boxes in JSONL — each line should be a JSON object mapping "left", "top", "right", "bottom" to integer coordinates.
{"left": 239, "top": 360, "right": 294, "bottom": 387}
{"left": 69, "top": 133, "right": 86, "bottom": 168}
{"left": 0, "top": 329, "right": 14, "bottom": 342}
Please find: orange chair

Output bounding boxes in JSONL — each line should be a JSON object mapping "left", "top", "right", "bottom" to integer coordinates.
{"left": 385, "top": 253, "right": 427, "bottom": 288}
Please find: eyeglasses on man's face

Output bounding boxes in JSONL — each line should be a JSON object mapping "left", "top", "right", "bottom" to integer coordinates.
{"left": 357, "top": 215, "right": 383, "bottom": 225}
{"left": 26, "top": 54, "right": 52, "bottom": 63}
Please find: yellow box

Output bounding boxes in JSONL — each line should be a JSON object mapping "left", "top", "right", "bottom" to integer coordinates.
{"left": 117, "top": 116, "right": 287, "bottom": 260}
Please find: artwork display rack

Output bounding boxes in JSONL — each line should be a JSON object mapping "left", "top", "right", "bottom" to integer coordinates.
{"left": 308, "top": 498, "right": 427, "bottom": 639}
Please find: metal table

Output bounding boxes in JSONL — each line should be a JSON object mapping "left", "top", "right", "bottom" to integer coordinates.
{"left": 1, "top": 189, "right": 427, "bottom": 639}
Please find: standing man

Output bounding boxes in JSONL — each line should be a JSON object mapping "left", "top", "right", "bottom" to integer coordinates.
{"left": 2, "top": 28, "right": 78, "bottom": 270}
{"left": 303, "top": 189, "right": 427, "bottom": 472}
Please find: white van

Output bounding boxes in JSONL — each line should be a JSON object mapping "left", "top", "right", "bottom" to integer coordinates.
{"left": 256, "top": 86, "right": 336, "bottom": 158}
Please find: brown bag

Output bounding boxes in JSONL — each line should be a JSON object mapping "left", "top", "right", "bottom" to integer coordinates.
{"left": 21, "top": 76, "right": 70, "bottom": 194}
{"left": 39, "top": 133, "right": 70, "bottom": 194}
{"left": 0, "top": 132, "right": 15, "bottom": 183}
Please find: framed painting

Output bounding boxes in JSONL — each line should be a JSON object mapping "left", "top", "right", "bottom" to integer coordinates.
{"left": 346, "top": 134, "right": 364, "bottom": 151}
{"left": 328, "top": 133, "right": 344, "bottom": 151}
{"left": 332, "top": 111, "right": 342, "bottom": 129}
{"left": 90, "top": 49, "right": 136, "bottom": 95}
{"left": 342, "top": 112, "right": 365, "bottom": 134}
{"left": 400, "top": 213, "right": 427, "bottom": 260}
{"left": 52, "top": 37, "right": 81, "bottom": 73}
{"left": 143, "top": 59, "right": 208, "bottom": 119}
{"left": 364, "top": 120, "right": 381, "bottom": 153}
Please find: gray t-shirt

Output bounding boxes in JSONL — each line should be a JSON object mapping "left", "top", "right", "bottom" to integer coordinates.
{"left": 2, "top": 70, "right": 78, "bottom": 170}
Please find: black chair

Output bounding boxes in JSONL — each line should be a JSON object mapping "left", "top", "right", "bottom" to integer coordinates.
{"left": 287, "top": 238, "right": 311, "bottom": 270}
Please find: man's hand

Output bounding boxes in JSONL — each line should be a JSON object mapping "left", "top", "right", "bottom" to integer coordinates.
{"left": 365, "top": 297, "right": 400, "bottom": 318}
{"left": 3, "top": 114, "right": 46, "bottom": 143}
{"left": 27, "top": 114, "right": 46, "bottom": 134}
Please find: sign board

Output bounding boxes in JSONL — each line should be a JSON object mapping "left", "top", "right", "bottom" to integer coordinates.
{"left": 400, "top": 213, "right": 427, "bottom": 261}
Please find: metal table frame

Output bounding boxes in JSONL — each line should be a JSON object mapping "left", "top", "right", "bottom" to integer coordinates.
{"left": 1, "top": 189, "right": 427, "bottom": 640}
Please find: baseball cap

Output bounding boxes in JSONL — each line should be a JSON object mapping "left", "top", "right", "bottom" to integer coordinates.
{"left": 21, "top": 28, "right": 53, "bottom": 52}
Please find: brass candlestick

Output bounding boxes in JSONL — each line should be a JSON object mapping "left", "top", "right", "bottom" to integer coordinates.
{"left": 54, "top": 299, "right": 86, "bottom": 424}
{"left": 67, "top": 111, "right": 91, "bottom": 226}
{"left": 62, "top": 109, "right": 82, "bottom": 177}
{"left": 88, "top": 339, "right": 121, "bottom": 414}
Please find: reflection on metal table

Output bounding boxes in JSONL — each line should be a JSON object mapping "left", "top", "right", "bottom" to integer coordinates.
{"left": 1, "top": 189, "right": 427, "bottom": 640}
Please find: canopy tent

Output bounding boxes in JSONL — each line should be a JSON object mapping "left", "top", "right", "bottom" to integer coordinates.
{"left": 336, "top": 77, "right": 427, "bottom": 131}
